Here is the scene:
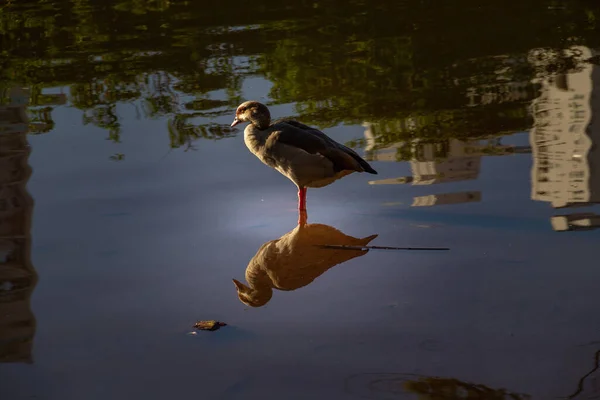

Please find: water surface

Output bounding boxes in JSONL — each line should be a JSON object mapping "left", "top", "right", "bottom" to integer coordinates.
{"left": 2, "top": 1, "right": 600, "bottom": 399}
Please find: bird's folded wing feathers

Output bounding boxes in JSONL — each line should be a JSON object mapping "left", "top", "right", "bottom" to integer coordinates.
{"left": 267, "top": 121, "right": 363, "bottom": 172}
{"left": 279, "top": 120, "right": 365, "bottom": 157}
{"left": 267, "top": 121, "right": 330, "bottom": 155}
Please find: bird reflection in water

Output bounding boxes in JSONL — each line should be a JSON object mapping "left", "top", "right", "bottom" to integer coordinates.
{"left": 344, "top": 372, "right": 531, "bottom": 400}
{"left": 232, "top": 211, "right": 377, "bottom": 307}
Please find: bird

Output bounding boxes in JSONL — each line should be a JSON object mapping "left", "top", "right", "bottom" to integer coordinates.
{"left": 232, "top": 221, "right": 378, "bottom": 307}
{"left": 231, "top": 101, "right": 377, "bottom": 221}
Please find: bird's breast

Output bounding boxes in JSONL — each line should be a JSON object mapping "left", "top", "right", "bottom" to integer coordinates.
{"left": 244, "top": 129, "right": 280, "bottom": 169}
{"left": 243, "top": 129, "right": 262, "bottom": 153}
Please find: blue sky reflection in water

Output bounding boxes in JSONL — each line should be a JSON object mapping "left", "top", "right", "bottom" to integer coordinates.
{"left": 2, "top": 1, "right": 600, "bottom": 399}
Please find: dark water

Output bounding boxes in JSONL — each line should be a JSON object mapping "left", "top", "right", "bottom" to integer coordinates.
{"left": 2, "top": 0, "right": 600, "bottom": 399}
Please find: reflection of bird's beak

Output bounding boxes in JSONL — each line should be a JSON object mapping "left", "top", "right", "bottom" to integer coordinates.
{"left": 231, "top": 117, "right": 240, "bottom": 127}
{"left": 232, "top": 279, "right": 245, "bottom": 291}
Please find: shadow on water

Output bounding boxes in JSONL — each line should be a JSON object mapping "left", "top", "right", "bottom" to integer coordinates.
{"left": 564, "top": 343, "right": 600, "bottom": 399}
{"left": 0, "top": 87, "right": 37, "bottom": 364}
{"left": 232, "top": 214, "right": 377, "bottom": 308}
{"left": 344, "top": 343, "right": 600, "bottom": 400}
{"left": 345, "top": 372, "right": 531, "bottom": 399}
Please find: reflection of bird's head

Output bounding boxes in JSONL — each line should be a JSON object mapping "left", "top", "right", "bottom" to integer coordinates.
{"left": 232, "top": 278, "right": 273, "bottom": 307}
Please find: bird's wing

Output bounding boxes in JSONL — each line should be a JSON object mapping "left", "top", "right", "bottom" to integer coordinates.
{"left": 265, "top": 121, "right": 359, "bottom": 172}
{"left": 269, "top": 120, "right": 377, "bottom": 174}
{"left": 268, "top": 120, "right": 332, "bottom": 154}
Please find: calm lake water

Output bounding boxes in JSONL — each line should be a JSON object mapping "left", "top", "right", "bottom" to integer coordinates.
{"left": 2, "top": 1, "right": 600, "bottom": 399}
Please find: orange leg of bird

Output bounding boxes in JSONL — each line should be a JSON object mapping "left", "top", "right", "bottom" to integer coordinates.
{"left": 298, "top": 187, "right": 307, "bottom": 211}
{"left": 298, "top": 209, "right": 308, "bottom": 226}
{"left": 297, "top": 187, "right": 307, "bottom": 226}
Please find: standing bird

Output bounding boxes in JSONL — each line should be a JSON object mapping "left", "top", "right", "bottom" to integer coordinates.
{"left": 231, "top": 101, "right": 377, "bottom": 220}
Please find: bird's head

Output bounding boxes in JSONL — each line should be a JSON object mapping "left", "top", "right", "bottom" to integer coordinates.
{"left": 231, "top": 101, "right": 271, "bottom": 129}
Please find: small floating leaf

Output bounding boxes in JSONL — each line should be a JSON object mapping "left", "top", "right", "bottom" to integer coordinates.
{"left": 194, "top": 320, "right": 227, "bottom": 331}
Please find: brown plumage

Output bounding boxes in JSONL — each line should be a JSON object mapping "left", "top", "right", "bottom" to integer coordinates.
{"left": 231, "top": 101, "right": 377, "bottom": 218}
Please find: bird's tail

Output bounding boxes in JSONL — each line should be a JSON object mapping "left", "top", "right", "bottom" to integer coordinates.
{"left": 360, "top": 160, "right": 378, "bottom": 174}
{"left": 337, "top": 143, "right": 378, "bottom": 174}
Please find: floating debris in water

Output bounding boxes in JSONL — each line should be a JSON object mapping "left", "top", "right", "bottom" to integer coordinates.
{"left": 317, "top": 244, "right": 450, "bottom": 251}
{"left": 109, "top": 153, "right": 125, "bottom": 161}
{"left": 194, "top": 320, "right": 227, "bottom": 331}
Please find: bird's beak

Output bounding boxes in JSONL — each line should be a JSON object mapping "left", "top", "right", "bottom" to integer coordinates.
{"left": 231, "top": 117, "right": 241, "bottom": 127}
{"left": 232, "top": 279, "right": 245, "bottom": 291}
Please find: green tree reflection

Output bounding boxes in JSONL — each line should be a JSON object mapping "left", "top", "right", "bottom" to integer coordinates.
{"left": 1, "top": 0, "right": 599, "bottom": 151}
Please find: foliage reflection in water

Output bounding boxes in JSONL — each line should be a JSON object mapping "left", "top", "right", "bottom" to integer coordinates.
{"left": 2, "top": 1, "right": 600, "bottom": 234}
{"left": 1, "top": 0, "right": 599, "bottom": 143}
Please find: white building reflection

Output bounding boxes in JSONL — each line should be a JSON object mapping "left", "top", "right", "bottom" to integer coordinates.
{"left": 528, "top": 45, "right": 600, "bottom": 231}
{"left": 364, "top": 121, "right": 529, "bottom": 207}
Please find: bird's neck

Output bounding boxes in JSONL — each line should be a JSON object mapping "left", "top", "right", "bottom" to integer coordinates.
{"left": 250, "top": 116, "right": 270, "bottom": 130}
